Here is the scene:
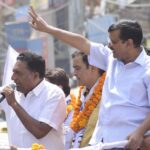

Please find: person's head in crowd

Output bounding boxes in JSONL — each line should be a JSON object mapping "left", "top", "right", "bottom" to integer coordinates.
{"left": 45, "top": 67, "right": 70, "bottom": 96}
{"left": 11, "top": 52, "right": 45, "bottom": 95}
{"left": 72, "top": 51, "right": 104, "bottom": 90}
{"left": 108, "top": 20, "right": 143, "bottom": 63}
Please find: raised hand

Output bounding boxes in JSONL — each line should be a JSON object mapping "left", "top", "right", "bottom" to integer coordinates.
{"left": 2, "top": 85, "right": 16, "bottom": 107}
{"left": 28, "top": 6, "right": 49, "bottom": 33}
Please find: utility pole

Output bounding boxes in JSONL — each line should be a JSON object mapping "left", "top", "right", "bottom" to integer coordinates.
{"left": 68, "top": 0, "right": 86, "bottom": 73}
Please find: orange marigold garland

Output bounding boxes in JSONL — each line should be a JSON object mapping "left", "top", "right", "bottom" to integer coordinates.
{"left": 31, "top": 143, "right": 45, "bottom": 150}
{"left": 67, "top": 87, "right": 84, "bottom": 116}
{"left": 70, "top": 72, "right": 106, "bottom": 132}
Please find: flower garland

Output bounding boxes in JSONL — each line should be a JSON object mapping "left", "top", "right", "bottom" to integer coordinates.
{"left": 69, "top": 72, "right": 106, "bottom": 132}
{"left": 31, "top": 143, "right": 45, "bottom": 150}
{"left": 67, "top": 87, "right": 84, "bottom": 116}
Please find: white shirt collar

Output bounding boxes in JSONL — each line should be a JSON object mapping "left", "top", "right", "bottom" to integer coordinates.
{"left": 20, "top": 79, "right": 45, "bottom": 98}
{"left": 134, "top": 48, "right": 147, "bottom": 66}
{"left": 31, "top": 79, "right": 45, "bottom": 96}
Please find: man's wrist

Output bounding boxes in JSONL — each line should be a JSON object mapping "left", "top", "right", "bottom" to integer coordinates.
{"left": 11, "top": 101, "right": 18, "bottom": 109}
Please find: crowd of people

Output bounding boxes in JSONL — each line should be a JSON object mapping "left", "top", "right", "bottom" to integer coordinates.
{"left": 0, "top": 5, "right": 150, "bottom": 150}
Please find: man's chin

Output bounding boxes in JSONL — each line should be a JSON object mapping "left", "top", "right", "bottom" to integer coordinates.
{"left": 113, "top": 53, "right": 117, "bottom": 58}
{"left": 78, "top": 83, "right": 84, "bottom": 87}
{"left": 77, "top": 81, "right": 80, "bottom": 86}
{"left": 16, "top": 86, "right": 21, "bottom": 92}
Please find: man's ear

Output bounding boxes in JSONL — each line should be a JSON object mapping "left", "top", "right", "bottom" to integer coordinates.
{"left": 34, "top": 72, "right": 40, "bottom": 79}
{"left": 126, "top": 38, "right": 133, "bottom": 48}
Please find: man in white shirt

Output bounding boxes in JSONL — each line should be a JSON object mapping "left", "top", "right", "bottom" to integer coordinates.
{"left": 1, "top": 52, "right": 66, "bottom": 150}
{"left": 29, "top": 7, "right": 150, "bottom": 150}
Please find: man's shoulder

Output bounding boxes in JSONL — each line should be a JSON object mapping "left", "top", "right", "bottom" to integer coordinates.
{"left": 41, "top": 80, "right": 65, "bottom": 95}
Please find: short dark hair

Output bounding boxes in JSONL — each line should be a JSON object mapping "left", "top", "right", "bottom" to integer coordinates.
{"left": 17, "top": 52, "right": 45, "bottom": 79}
{"left": 108, "top": 20, "right": 143, "bottom": 48}
{"left": 45, "top": 67, "right": 70, "bottom": 96}
{"left": 72, "top": 51, "right": 105, "bottom": 75}
{"left": 72, "top": 51, "right": 89, "bottom": 68}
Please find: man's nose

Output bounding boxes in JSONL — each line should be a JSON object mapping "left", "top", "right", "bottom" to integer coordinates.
{"left": 108, "top": 42, "right": 114, "bottom": 50}
{"left": 73, "top": 70, "right": 77, "bottom": 76}
{"left": 108, "top": 42, "right": 112, "bottom": 48}
{"left": 11, "top": 73, "right": 16, "bottom": 81}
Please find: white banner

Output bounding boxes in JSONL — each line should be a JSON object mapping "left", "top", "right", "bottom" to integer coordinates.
{"left": 2, "top": 45, "right": 18, "bottom": 86}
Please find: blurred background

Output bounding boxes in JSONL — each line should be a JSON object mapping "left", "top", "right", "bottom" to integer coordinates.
{"left": 0, "top": 0, "right": 150, "bottom": 145}
{"left": 0, "top": 0, "right": 150, "bottom": 83}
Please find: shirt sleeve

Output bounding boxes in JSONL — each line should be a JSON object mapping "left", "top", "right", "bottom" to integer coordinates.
{"left": 88, "top": 42, "right": 111, "bottom": 71}
{"left": 39, "top": 87, "right": 66, "bottom": 130}
{"left": 144, "top": 70, "right": 150, "bottom": 106}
